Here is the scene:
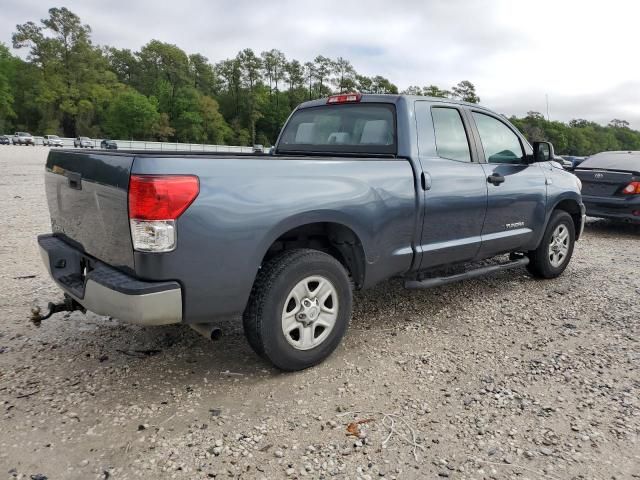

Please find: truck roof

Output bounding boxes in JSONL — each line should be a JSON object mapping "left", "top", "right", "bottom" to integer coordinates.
{"left": 296, "top": 93, "right": 483, "bottom": 110}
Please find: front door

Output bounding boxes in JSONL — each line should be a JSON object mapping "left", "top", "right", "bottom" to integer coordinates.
{"left": 467, "top": 110, "right": 547, "bottom": 258}
{"left": 415, "top": 102, "right": 488, "bottom": 270}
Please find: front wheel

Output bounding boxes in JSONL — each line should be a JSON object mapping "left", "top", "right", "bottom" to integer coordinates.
{"left": 527, "top": 210, "right": 575, "bottom": 278}
{"left": 243, "top": 249, "right": 352, "bottom": 371}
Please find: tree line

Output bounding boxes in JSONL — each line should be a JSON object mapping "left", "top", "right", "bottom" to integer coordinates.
{"left": 0, "top": 7, "right": 639, "bottom": 154}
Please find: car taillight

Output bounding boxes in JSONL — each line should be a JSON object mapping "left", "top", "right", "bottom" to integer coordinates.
{"left": 622, "top": 181, "right": 640, "bottom": 195}
{"left": 327, "top": 93, "right": 361, "bottom": 104}
{"left": 128, "top": 175, "right": 199, "bottom": 252}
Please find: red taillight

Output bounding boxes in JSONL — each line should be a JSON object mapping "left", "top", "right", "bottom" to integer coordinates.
{"left": 129, "top": 175, "right": 199, "bottom": 220}
{"left": 327, "top": 93, "right": 362, "bottom": 104}
{"left": 622, "top": 181, "right": 640, "bottom": 195}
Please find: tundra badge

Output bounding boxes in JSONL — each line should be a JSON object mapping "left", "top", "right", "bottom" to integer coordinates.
{"left": 506, "top": 221, "right": 525, "bottom": 229}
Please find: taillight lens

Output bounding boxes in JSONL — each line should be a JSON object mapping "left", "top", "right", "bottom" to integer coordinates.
{"left": 622, "top": 181, "right": 640, "bottom": 195}
{"left": 128, "top": 175, "right": 199, "bottom": 252}
{"left": 129, "top": 175, "right": 199, "bottom": 220}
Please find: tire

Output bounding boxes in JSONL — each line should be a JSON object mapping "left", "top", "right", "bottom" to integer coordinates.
{"left": 527, "top": 210, "right": 575, "bottom": 278}
{"left": 243, "top": 248, "right": 352, "bottom": 371}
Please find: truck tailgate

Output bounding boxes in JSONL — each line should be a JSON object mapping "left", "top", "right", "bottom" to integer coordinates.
{"left": 45, "top": 150, "right": 135, "bottom": 270}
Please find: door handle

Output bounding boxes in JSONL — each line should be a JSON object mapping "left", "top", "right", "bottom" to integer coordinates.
{"left": 66, "top": 171, "right": 82, "bottom": 190}
{"left": 421, "top": 172, "right": 432, "bottom": 190}
{"left": 487, "top": 173, "right": 505, "bottom": 186}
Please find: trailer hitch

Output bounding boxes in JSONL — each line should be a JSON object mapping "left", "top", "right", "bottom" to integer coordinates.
{"left": 30, "top": 295, "right": 85, "bottom": 327}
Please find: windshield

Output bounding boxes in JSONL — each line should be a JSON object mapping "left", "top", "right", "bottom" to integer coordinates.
{"left": 278, "top": 103, "right": 396, "bottom": 155}
{"left": 49, "top": 135, "right": 59, "bottom": 139}
{"left": 80, "top": 137, "right": 90, "bottom": 140}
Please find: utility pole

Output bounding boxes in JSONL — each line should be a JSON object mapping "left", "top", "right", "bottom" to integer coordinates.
{"left": 546, "top": 94, "right": 550, "bottom": 121}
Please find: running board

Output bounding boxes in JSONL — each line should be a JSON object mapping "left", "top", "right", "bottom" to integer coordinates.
{"left": 404, "top": 257, "right": 529, "bottom": 289}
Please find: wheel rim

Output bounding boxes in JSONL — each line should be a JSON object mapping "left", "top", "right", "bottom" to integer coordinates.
{"left": 281, "top": 275, "right": 339, "bottom": 351}
{"left": 548, "top": 224, "right": 570, "bottom": 268}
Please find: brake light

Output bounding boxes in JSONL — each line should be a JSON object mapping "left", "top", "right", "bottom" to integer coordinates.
{"left": 129, "top": 175, "right": 199, "bottom": 220}
{"left": 128, "top": 175, "right": 199, "bottom": 252}
{"left": 327, "top": 93, "right": 361, "bottom": 104}
{"left": 622, "top": 181, "right": 640, "bottom": 195}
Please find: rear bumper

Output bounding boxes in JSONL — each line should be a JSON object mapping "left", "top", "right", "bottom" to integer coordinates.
{"left": 583, "top": 195, "right": 640, "bottom": 222}
{"left": 38, "top": 234, "right": 183, "bottom": 325}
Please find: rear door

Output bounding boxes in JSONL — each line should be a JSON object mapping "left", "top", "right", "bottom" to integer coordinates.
{"left": 467, "top": 109, "right": 547, "bottom": 258}
{"left": 45, "top": 150, "right": 135, "bottom": 270}
{"left": 415, "top": 101, "right": 488, "bottom": 269}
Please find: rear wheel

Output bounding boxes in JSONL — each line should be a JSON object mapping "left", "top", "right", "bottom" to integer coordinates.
{"left": 243, "top": 249, "right": 352, "bottom": 371}
{"left": 527, "top": 210, "right": 575, "bottom": 278}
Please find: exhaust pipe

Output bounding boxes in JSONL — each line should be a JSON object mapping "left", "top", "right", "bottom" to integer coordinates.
{"left": 189, "top": 323, "right": 222, "bottom": 341}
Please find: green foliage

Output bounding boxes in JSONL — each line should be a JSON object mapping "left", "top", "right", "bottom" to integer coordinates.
{"left": 402, "top": 84, "right": 449, "bottom": 97}
{"left": 509, "top": 112, "right": 640, "bottom": 155}
{"left": 451, "top": 80, "right": 479, "bottom": 103}
{"left": 0, "top": 44, "right": 17, "bottom": 131}
{"left": 3, "top": 7, "right": 640, "bottom": 152}
{"left": 104, "top": 89, "right": 159, "bottom": 139}
{"left": 11, "top": 7, "right": 118, "bottom": 136}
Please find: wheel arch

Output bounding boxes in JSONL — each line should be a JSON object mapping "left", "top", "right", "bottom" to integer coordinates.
{"left": 550, "top": 196, "right": 583, "bottom": 240}
{"left": 255, "top": 214, "right": 368, "bottom": 289}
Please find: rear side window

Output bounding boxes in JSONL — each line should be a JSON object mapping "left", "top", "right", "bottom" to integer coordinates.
{"left": 472, "top": 112, "right": 524, "bottom": 164}
{"left": 431, "top": 107, "right": 471, "bottom": 162}
{"left": 278, "top": 104, "right": 396, "bottom": 154}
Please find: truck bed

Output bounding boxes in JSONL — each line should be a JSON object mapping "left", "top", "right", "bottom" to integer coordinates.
{"left": 45, "top": 148, "right": 417, "bottom": 322}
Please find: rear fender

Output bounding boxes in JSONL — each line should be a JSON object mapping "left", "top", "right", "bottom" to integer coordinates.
{"left": 252, "top": 209, "right": 371, "bottom": 271}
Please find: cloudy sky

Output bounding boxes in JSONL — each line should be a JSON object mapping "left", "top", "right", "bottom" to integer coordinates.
{"left": 2, "top": 0, "right": 639, "bottom": 128}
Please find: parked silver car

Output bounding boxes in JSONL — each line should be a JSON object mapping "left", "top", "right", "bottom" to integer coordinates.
{"left": 43, "top": 135, "right": 64, "bottom": 147}
{"left": 74, "top": 136, "right": 93, "bottom": 148}
{"left": 13, "top": 132, "right": 35, "bottom": 146}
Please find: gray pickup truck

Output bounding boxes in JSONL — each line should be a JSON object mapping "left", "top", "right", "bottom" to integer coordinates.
{"left": 37, "top": 94, "right": 585, "bottom": 370}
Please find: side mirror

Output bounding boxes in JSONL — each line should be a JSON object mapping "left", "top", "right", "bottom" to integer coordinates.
{"left": 533, "top": 141, "right": 555, "bottom": 162}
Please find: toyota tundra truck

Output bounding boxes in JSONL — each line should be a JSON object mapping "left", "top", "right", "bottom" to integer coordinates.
{"left": 36, "top": 94, "right": 585, "bottom": 370}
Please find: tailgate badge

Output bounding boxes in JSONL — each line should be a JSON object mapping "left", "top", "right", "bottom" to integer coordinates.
{"left": 594, "top": 173, "right": 604, "bottom": 179}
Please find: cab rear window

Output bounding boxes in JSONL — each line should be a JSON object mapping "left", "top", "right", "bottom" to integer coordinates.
{"left": 278, "top": 104, "right": 396, "bottom": 155}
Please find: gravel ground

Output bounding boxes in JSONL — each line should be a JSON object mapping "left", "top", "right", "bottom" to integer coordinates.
{"left": 0, "top": 146, "right": 638, "bottom": 480}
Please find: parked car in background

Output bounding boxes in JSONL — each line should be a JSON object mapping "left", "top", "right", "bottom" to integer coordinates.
{"left": 36, "top": 94, "right": 585, "bottom": 371}
{"left": 0, "top": 135, "right": 10, "bottom": 145}
{"left": 43, "top": 135, "right": 64, "bottom": 147}
{"left": 100, "top": 139, "right": 118, "bottom": 150}
{"left": 574, "top": 151, "right": 640, "bottom": 222}
{"left": 560, "top": 155, "right": 588, "bottom": 170}
{"left": 74, "top": 137, "right": 93, "bottom": 148}
{"left": 252, "top": 144, "right": 265, "bottom": 153}
{"left": 13, "top": 132, "right": 35, "bottom": 146}
{"left": 553, "top": 156, "right": 573, "bottom": 170}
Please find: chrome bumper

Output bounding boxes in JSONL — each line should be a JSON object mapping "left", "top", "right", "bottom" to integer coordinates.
{"left": 38, "top": 235, "right": 182, "bottom": 325}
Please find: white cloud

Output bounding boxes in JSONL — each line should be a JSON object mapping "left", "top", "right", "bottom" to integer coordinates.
{"left": 2, "top": 0, "right": 638, "bottom": 127}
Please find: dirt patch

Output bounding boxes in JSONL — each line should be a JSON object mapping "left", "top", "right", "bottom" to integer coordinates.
{"left": 0, "top": 146, "right": 638, "bottom": 479}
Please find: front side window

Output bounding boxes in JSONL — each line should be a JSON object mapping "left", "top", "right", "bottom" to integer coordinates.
{"left": 431, "top": 107, "right": 471, "bottom": 162}
{"left": 473, "top": 112, "right": 524, "bottom": 164}
{"left": 278, "top": 104, "right": 396, "bottom": 154}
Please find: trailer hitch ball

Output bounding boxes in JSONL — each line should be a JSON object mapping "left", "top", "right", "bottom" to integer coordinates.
{"left": 30, "top": 295, "right": 85, "bottom": 327}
